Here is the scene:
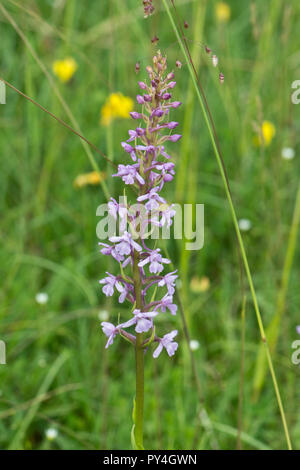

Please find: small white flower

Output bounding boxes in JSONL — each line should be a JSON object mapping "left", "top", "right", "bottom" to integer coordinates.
{"left": 98, "top": 310, "right": 109, "bottom": 321}
{"left": 35, "top": 292, "right": 49, "bottom": 305}
{"left": 212, "top": 55, "right": 218, "bottom": 67}
{"left": 190, "top": 339, "right": 200, "bottom": 351}
{"left": 238, "top": 219, "right": 252, "bottom": 232}
{"left": 45, "top": 428, "right": 58, "bottom": 441}
{"left": 281, "top": 147, "right": 295, "bottom": 160}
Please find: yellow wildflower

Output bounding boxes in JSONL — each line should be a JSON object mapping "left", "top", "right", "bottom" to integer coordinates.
{"left": 100, "top": 92, "right": 134, "bottom": 126}
{"left": 52, "top": 57, "right": 78, "bottom": 83}
{"left": 215, "top": 2, "right": 231, "bottom": 23}
{"left": 190, "top": 276, "right": 210, "bottom": 293}
{"left": 73, "top": 171, "right": 106, "bottom": 188}
{"left": 254, "top": 120, "right": 276, "bottom": 147}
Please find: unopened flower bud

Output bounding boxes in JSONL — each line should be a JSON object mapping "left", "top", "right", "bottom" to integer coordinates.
{"left": 169, "top": 101, "right": 182, "bottom": 109}
{"left": 176, "top": 60, "right": 182, "bottom": 69}
{"left": 135, "top": 62, "right": 140, "bottom": 74}
{"left": 138, "top": 81, "right": 147, "bottom": 90}
{"left": 169, "top": 134, "right": 182, "bottom": 142}
{"left": 184, "top": 21, "right": 189, "bottom": 29}
{"left": 136, "top": 95, "right": 144, "bottom": 104}
{"left": 219, "top": 72, "right": 224, "bottom": 84}
{"left": 154, "top": 108, "right": 164, "bottom": 117}
{"left": 164, "top": 173, "right": 173, "bottom": 182}
{"left": 130, "top": 111, "right": 142, "bottom": 119}
{"left": 167, "top": 121, "right": 179, "bottom": 129}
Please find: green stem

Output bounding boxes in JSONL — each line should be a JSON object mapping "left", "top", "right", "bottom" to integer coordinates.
{"left": 133, "top": 249, "right": 144, "bottom": 449}
{"left": 162, "top": 0, "right": 292, "bottom": 450}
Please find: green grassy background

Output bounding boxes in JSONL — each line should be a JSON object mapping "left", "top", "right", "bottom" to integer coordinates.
{"left": 0, "top": 0, "right": 300, "bottom": 450}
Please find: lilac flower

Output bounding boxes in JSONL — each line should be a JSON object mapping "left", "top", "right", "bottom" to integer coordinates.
{"left": 159, "top": 204, "right": 176, "bottom": 227}
{"left": 138, "top": 249, "right": 170, "bottom": 274}
{"left": 158, "top": 294, "right": 178, "bottom": 315}
{"left": 122, "top": 309, "right": 159, "bottom": 333}
{"left": 109, "top": 231, "right": 142, "bottom": 257}
{"left": 137, "top": 188, "right": 166, "bottom": 211}
{"left": 127, "top": 128, "right": 145, "bottom": 142}
{"left": 118, "top": 283, "right": 132, "bottom": 303}
{"left": 99, "top": 273, "right": 123, "bottom": 297}
{"left": 158, "top": 271, "right": 178, "bottom": 295}
{"left": 153, "top": 330, "right": 178, "bottom": 358}
{"left": 99, "top": 242, "right": 124, "bottom": 262}
{"left": 121, "top": 142, "right": 137, "bottom": 161}
{"left": 108, "top": 197, "right": 128, "bottom": 222}
{"left": 147, "top": 199, "right": 176, "bottom": 226}
{"left": 113, "top": 163, "right": 145, "bottom": 185}
{"left": 101, "top": 322, "right": 120, "bottom": 348}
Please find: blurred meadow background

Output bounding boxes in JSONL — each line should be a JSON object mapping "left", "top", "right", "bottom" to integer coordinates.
{"left": 0, "top": 0, "right": 300, "bottom": 450}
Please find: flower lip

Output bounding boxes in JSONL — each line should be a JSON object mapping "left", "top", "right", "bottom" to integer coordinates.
{"left": 153, "top": 330, "right": 178, "bottom": 358}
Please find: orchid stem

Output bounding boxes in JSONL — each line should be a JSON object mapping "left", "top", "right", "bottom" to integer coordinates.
{"left": 133, "top": 249, "right": 144, "bottom": 449}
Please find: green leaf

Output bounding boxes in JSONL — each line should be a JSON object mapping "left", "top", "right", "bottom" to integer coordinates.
{"left": 131, "top": 424, "right": 138, "bottom": 450}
